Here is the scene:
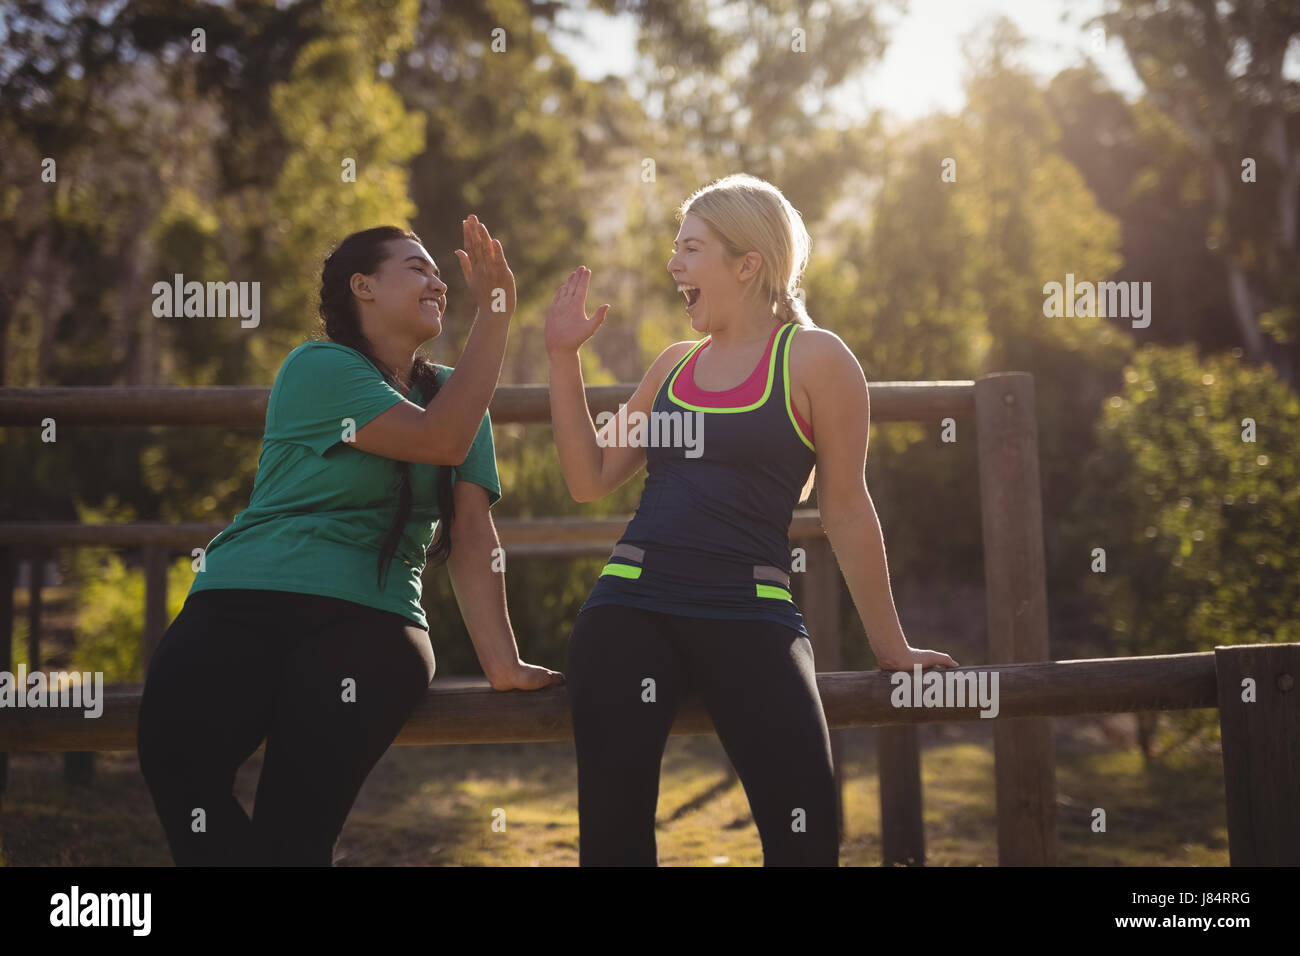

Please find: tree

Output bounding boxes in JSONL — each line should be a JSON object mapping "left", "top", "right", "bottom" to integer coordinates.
{"left": 1071, "top": 343, "right": 1300, "bottom": 757}
{"left": 1099, "top": 0, "right": 1300, "bottom": 387}
{"left": 1047, "top": 65, "right": 1238, "bottom": 353}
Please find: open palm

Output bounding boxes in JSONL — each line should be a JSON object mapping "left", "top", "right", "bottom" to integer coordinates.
{"left": 545, "top": 266, "right": 610, "bottom": 354}
{"left": 453, "top": 214, "right": 516, "bottom": 315}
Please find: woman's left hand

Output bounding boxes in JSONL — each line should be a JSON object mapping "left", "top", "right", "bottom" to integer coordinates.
{"left": 489, "top": 661, "right": 565, "bottom": 691}
{"left": 545, "top": 266, "right": 609, "bottom": 355}
{"left": 877, "top": 645, "right": 959, "bottom": 671}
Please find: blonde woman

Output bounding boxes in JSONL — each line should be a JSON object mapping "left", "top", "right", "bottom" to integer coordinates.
{"left": 545, "top": 174, "right": 957, "bottom": 866}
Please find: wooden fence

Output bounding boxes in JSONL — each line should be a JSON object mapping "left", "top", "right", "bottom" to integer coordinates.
{"left": 2, "top": 376, "right": 1294, "bottom": 865}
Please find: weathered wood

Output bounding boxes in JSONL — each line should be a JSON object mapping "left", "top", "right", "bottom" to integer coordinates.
{"left": 142, "top": 544, "right": 168, "bottom": 668}
{"left": 879, "top": 724, "right": 924, "bottom": 866}
{"left": 1215, "top": 643, "right": 1300, "bottom": 865}
{"left": 0, "top": 545, "right": 12, "bottom": 795}
{"left": 0, "top": 382, "right": 976, "bottom": 427}
{"left": 975, "top": 372, "right": 1056, "bottom": 866}
{"left": 798, "top": 538, "right": 845, "bottom": 836}
{"left": 0, "top": 652, "right": 1226, "bottom": 753}
{"left": 0, "top": 511, "right": 830, "bottom": 549}
{"left": 26, "top": 548, "right": 43, "bottom": 671}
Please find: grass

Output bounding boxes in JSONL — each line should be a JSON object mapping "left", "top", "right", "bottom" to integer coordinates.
{"left": 0, "top": 714, "right": 1229, "bottom": 866}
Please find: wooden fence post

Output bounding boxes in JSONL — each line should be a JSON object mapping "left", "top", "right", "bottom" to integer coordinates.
{"left": 0, "top": 546, "right": 12, "bottom": 797}
{"left": 51, "top": 546, "right": 95, "bottom": 787}
{"left": 1215, "top": 643, "right": 1300, "bottom": 865}
{"left": 26, "top": 547, "right": 42, "bottom": 673}
{"left": 974, "top": 372, "right": 1056, "bottom": 866}
{"left": 879, "top": 723, "right": 924, "bottom": 865}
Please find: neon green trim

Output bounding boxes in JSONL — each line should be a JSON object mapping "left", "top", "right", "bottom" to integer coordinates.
{"left": 755, "top": 583, "right": 793, "bottom": 601}
{"left": 782, "top": 324, "right": 816, "bottom": 451}
{"left": 600, "top": 562, "right": 642, "bottom": 580}
{"left": 667, "top": 328, "right": 780, "bottom": 413}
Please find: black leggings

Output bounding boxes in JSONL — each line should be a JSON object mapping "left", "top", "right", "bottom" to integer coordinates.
{"left": 137, "top": 588, "right": 435, "bottom": 866}
{"left": 565, "top": 604, "right": 838, "bottom": 866}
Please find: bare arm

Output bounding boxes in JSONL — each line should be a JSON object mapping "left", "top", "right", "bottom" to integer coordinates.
{"left": 797, "top": 329, "right": 958, "bottom": 671}
{"left": 444, "top": 481, "right": 564, "bottom": 691}
{"left": 352, "top": 216, "right": 515, "bottom": 466}
{"left": 545, "top": 266, "right": 693, "bottom": 502}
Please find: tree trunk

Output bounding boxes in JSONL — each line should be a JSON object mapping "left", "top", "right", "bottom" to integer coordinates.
{"left": 1225, "top": 260, "right": 1267, "bottom": 362}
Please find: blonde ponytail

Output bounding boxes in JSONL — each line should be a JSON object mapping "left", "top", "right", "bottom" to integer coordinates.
{"left": 777, "top": 287, "right": 815, "bottom": 328}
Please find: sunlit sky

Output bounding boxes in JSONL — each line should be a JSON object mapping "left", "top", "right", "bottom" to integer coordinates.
{"left": 552, "top": 0, "right": 1144, "bottom": 122}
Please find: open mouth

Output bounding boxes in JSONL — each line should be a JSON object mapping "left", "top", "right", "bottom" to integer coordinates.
{"left": 679, "top": 285, "right": 701, "bottom": 308}
{"left": 420, "top": 297, "right": 442, "bottom": 311}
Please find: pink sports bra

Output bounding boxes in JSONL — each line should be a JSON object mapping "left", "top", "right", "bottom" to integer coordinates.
{"left": 673, "top": 323, "right": 815, "bottom": 444}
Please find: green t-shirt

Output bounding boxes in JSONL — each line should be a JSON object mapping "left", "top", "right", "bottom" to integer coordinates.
{"left": 188, "top": 340, "right": 501, "bottom": 629}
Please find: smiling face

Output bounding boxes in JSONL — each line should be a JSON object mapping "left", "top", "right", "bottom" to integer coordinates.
{"left": 666, "top": 213, "right": 761, "bottom": 336}
{"left": 363, "top": 237, "right": 449, "bottom": 342}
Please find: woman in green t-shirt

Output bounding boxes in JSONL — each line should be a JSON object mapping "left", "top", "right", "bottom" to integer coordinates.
{"left": 138, "top": 218, "right": 562, "bottom": 866}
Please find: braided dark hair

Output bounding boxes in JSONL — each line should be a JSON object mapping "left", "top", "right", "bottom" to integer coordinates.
{"left": 318, "top": 225, "right": 457, "bottom": 589}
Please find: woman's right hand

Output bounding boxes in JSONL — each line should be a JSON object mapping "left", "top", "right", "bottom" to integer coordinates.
{"left": 546, "top": 266, "right": 610, "bottom": 355}
{"left": 454, "top": 214, "right": 516, "bottom": 318}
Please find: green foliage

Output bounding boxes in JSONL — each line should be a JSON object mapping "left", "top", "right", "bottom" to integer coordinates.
{"left": 69, "top": 550, "right": 191, "bottom": 684}
{"left": 806, "top": 21, "right": 1135, "bottom": 610}
{"left": 395, "top": 0, "right": 603, "bottom": 379}
{"left": 1075, "top": 344, "right": 1300, "bottom": 654}
{"left": 1069, "top": 343, "right": 1299, "bottom": 757}
{"left": 67, "top": 494, "right": 192, "bottom": 683}
{"left": 265, "top": 0, "right": 426, "bottom": 361}
{"left": 10, "top": 618, "right": 30, "bottom": 670}
{"left": 1046, "top": 65, "right": 1237, "bottom": 352}
{"left": 1101, "top": 0, "right": 1300, "bottom": 353}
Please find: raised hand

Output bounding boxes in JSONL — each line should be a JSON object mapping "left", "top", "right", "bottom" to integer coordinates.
{"left": 453, "top": 214, "right": 517, "bottom": 317}
{"left": 545, "top": 266, "right": 610, "bottom": 355}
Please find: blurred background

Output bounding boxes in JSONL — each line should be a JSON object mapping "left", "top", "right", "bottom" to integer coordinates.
{"left": 1, "top": 0, "right": 1297, "bottom": 865}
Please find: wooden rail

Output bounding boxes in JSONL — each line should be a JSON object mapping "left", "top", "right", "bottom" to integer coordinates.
{"left": 5, "top": 646, "right": 1292, "bottom": 865}
{"left": 0, "top": 381, "right": 977, "bottom": 426}
{"left": 0, "top": 652, "right": 1224, "bottom": 752}
{"left": 3, "top": 374, "right": 1062, "bottom": 865}
{"left": 0, "top": 514, "right": 829, "bottom": 551}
